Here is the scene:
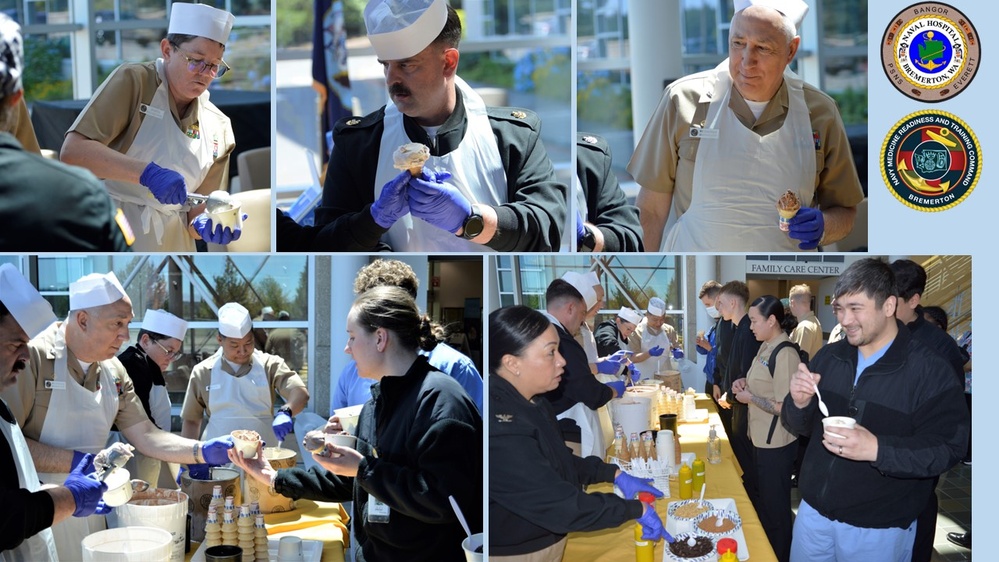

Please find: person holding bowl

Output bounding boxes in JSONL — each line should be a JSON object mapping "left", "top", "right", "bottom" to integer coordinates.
{"left": 230, "top": 286, "right": 481, "bottom": 562}
{"left": 489, "top": 305, "right": 668, "bottom": 560}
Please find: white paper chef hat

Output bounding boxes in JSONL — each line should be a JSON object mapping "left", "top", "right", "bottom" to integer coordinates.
{"left": 142, "top": 309, "right": 188, "bottom": 341}
{"left": 733, "top": 0, "right": 808, "bottom": 31}
{"left": 218, "top": 302, "right": 251, "bottom": 338}
{"left": 70, "top": 272, "right": 127, "bottom": 310}
{"left": 0, "top": 264, "right": 56, "bottom": 339}
{"left": 364, "top": 0, "right": 448, "bottom": 61}
{"left": 261, "top": 306, "right": 274, "bottom": 316}
{"left": 647, "top": 297, "right": 667, "bottom": 317}
{"left": 168, "top": 3, "right": 235, "bottom": 45}
{"left": 560, "top": 272, "right": 596, "bottom": 310}
{"left": 617, "top": 307, "right": 642, "bottom": 326}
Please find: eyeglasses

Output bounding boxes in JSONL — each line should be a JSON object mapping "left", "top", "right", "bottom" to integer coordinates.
{"left": 154, "top": 339, "right": 184, "bottom": 361}
{"left": 170, "top": 43, "right": 231, "bottom": 78}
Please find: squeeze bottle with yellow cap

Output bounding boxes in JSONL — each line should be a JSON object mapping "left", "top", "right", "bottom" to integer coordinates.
{"left": 719, "top": 552, "right": 738, "bottom": 562}
{"left": 634, "top": 492, "right": 656, "bottom": 562}
{"left": 678, "top": 463, "right": 692, "bottom": 499}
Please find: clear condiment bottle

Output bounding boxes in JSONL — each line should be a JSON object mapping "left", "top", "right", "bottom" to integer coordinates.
{"left": 678, "top": 463, "right": 693, "bottom": 499}
{"left": 692, "top": 457, "right": 705, "bottom": 491}
{"left": 707, "top": 425, "right": 722, "bottom": 464}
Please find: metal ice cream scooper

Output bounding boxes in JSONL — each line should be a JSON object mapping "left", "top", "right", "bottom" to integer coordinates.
{"left": 183, "top": 190, "right": 233, "bottom": 212}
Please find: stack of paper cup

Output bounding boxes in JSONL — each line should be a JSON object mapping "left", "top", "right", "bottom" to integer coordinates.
{"left": 656, "top": 429, "right": 675, "bottom": 475}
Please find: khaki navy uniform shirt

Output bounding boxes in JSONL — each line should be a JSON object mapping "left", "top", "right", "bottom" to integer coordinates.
{"left": 746, "top": 333, "right": 798, "bottom": 448}
{"left": 790, "top": 311, "right": 824, "bottom": 360}
{"left": 0, "top": 323, "right": 149, "bottom": 441}
{"left": 68, "top": 61, "right": 235, "bottom": 195}
{"left": 628, "top": 75, "right": 865, "bottom": 215}
{"left": 180, "top": 352, "right": 306, "bottom": 421}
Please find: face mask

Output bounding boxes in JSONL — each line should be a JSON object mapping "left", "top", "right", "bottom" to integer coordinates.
{"left": 705, "top": 305, "right": 720, "bottom": 319}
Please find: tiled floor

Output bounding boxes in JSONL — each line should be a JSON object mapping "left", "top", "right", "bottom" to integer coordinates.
{"left": 789, "top": 463, "right": 972, "bottom": 561}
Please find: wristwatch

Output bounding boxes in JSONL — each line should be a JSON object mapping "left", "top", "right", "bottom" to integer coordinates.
{"left": 578, "top": 224, "right": 597, "bottom": 252}
{"left": 459, "top": 205, "right": 484, "bottom": 240}
{"left": 277, "top": 405, "right": 293, "bottom": 417}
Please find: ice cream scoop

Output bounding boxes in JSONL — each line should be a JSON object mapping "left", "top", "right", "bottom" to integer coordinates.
{"left": 776, "top": 190, "right": 801, "bottom": 231}
{"left": 94, "top": 443, "right": 135, "bottom": 482}
{"left": 184, "top": 190, "right": 233, "bottom": 212}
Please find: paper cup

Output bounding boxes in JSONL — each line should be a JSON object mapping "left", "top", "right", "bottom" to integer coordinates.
{"left": 329, "top": 434, "right": 357, "bottom": 450}
{"left": 207, "top": 199, "right": 243, "bottom": 231}
{"left": 822, "top": 416, "right": 856, "bottom": 439}
{"left": 462, "top": 533, "right": 484, "bottom": 562}
{"left": 230, "top": 430, "right": 261, "bottom": 459}
{"left": 277, "top": 536, "right": 304, "bottom": 562}
{"left": 102, "top": 467, "right": 134, "bottom": 507}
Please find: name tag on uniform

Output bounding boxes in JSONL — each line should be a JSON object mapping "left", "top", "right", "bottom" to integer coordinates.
{"left": 207, "top": 384, "right": 221, "bottom": 391}
{"left": 44, "top": 380, "right": 66, "bottom": 390}
{"left": 689, "top": 127, "right": 719, "bottom": 140}
{"left": 139, "top": 104, "right": 165, "bottom": 120}
{"left": 368, "top": 496, "right": 390, "bottom": 523}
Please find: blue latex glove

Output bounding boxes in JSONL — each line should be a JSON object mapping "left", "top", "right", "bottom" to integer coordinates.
{"left": 627, "top": 363, "right": 641, "bottom": 383}
{"left": 140, "top": 162, "right": 188, "bottom": 205}
{"left": 64, "top": 454, "right": 107, "bottom": 517}
{"left": 187, "top": 464, "right": 212, "bottom": 480}
{"left": 606, "top": 380, "right": 626, "bottom": 398}
{"left": 201, "top": 436, "right": 235, "bottom": 465}
{"left": 637, "top": 504, "right": 672, "bottom": 542}
{"left": 407, "top": 170, "right": 470, "bottom": 234}
{"left": 273, "top": 411, "right": 294, "bottom": 441}
{"left": 93, "top": 500, "right": 112, "bottom": 515}
{"left": 369, "top": 170, "right": 411, "bottom": 228}
{"left": 648, "top": 345, "right": 665, "bottom": 357}
{"left": 672, "top": 347, "right": 684, "bottom": 360}
{"left": 596, "top": 350, "right": 631, "bottom": 374}
{"left": 788, "top": 207, "right": 825, "bottom": 250}
{"left": 71, "top": 450, "right": 96, "bottom": 475}
{"left": 575, "top": 210, "right": 586, "bottom": 243}
{"left": 192, "top": 214, "right": 246, "bottom": 244}
{"left": 615, "top": 471, "right": 665, "bottom": 500}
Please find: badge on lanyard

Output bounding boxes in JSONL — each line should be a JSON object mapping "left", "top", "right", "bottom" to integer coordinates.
{"left": 44, "top": 380, "right": 66, "bottom": 391}
{"left": 368, "top": 496, "right": 390, "bottom": 523}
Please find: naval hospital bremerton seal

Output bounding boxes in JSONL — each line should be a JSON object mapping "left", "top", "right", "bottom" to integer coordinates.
{"left": 881, "top": 2, "right": 980, "bottom": 102}
{"left": 881, "top": 110, "right": 981, "bottom": 212}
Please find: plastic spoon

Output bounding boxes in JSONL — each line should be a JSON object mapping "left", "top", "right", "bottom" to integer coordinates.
{"left": 813, "top": 383, "right": 830, "bottom": 417}
{"left": 449, "top": 495, "right": 472, "bottom": 539}
{"left": 698, "top": 483, "right": 706, "bottom": 508}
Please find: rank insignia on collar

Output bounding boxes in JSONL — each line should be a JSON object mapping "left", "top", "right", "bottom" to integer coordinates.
{"left": 495, "top": 414, "right": 514, "bottom": 423}
{"left": 346, "top": 118, "right": 361, "bottom": 126}
{"left": 511, "top": 111, "right": 526, "bottom": 119}
{"left": 185, "top": 123, "right": 200, "bottom": 139}
{"left": 582, "top": 135, "right": 598, "bottom": 144}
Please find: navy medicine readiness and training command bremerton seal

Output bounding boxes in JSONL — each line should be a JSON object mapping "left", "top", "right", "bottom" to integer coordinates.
{"left": 881, "top": 2, "right": 980, "bottom": 102}
{"left": 881, "top": 110, "right": 981, "bottom": 212}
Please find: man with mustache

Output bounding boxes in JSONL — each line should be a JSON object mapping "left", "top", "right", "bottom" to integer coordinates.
{"left": 61, "top": 3, "right": 240, "bottom": 251}
{"left": 0, "top": 271, "right": 234, "bottom": 560}
{"left": 627, "top": 0, "right": 863, "bottom": 252}
{"left": 0, "top": 265, "right": 107, "bottom": 561}
{"left": 281, "top": 0, "right": 566, "bottom": 252}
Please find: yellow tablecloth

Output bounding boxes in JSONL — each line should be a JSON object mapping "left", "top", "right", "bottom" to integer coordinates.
{"left": 187, "top": 500, "right": 348, "bottom": 562}
{"left": 563, "top": 395, "right": 777, "bottom": 561}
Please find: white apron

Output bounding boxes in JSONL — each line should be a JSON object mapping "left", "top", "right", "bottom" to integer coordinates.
{"left": 202, "top": 351, "right": 275, "bottom": 445}
{"left": 374, "top": 76, "right": 506, "bottom": 252}
{"left": 103, "top": 59, "right": 216, "bottom": 252}
{"left": 0, "top": 399, "right": 58, "bottom": 562}
{"left": 37, "top": 328, "right": 119, "bottom": 562}
{"left": 633, "top": 324, "right": 673, "bottom": 378}
{"left": 140, "top": 384, "right": 174, "bottom": 486}
{"left": 662, "top": 61, "right": 816, "bottom": 252}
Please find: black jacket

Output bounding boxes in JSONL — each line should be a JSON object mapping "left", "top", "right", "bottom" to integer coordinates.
{"left": 711, "top": 319, "right": 734, "bottom": 387}
{"left": 273, "top": 357, "right": 481, "bottom": 562}
{"left": 576, "top": 133, "right": 643, "bottom": 252}
{"left": 726, "top": 314, "right": 761, "bottom": 390}
{"left": 540, "top": 321, "right": 613, "bottom": 442}
{"left": 116, "top": 345, "right": 164, "bottom": 429}
{"left": 0, "top": 133, "right": 131, "bottom": 252}
{"left": 781, "top": 322, "right": 969, "bottom": 528}
{"left": 0, "top": 399, "right": 54, "bottom": 552}
{"left": 490, "top": 375, "right": 643, "bottom": 555}
{"left": 283, "top": 87, "right": 567, "bottom": 252}
{"left": 907, "top": 305, "right": 966, "bottom": 389}
{"left": 594, "top": 319, "right": 627, "bottom": 358}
